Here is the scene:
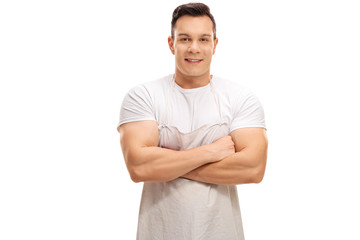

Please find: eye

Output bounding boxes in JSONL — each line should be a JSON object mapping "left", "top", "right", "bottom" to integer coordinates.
{"left": 200, "top": 38, "right": 209, "bottom": 42}
{"left": 181, "top": 38, "right": 190, "bottom": 42}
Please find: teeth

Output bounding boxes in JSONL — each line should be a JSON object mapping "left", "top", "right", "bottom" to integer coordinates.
{"left": 187, "top": 59, "right": 201, "bottom": 62}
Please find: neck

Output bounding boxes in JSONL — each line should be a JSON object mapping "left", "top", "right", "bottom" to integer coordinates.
{"left": 174, "top": 71, "right": 212, "bottom": 89}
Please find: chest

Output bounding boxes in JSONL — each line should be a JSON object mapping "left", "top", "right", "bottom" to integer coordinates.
{"left": 160, "top": 90, "right": 226, "bottom": 133}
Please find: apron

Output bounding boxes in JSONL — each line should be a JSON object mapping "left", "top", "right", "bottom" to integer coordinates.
{"left": 136, "top": 77, "right": 245, "bottom": 240}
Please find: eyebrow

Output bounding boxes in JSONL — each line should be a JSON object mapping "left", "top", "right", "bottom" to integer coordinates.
{"left": 177, "top": 33, "right": 212, "bottom": 37}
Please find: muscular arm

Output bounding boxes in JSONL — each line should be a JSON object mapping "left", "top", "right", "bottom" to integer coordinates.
{"left": 118, "top": 120, "right": 235, "bottom": 183}
{"left": 182, "top": 128, "right": 268, "bottom": 185}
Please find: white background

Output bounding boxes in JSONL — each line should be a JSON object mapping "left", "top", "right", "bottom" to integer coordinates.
{"left": 1, "top": 0, "right": 359, "bottom": 239}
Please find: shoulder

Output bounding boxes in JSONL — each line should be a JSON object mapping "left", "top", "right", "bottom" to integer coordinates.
{"left": 121, "top": 74, "right": 172, "bottom": 110}
{"left": 128, "top": 74, "right": 172, "bottom": 97}
{"left": 212, "top": 76, "right": 254, "bottom": 100}
{"left": 120, "top": 74, "right": 172, "bottom": 114}
{"left": 212, "top": 76, "right": 266, "bottom": 130}
{"left": 119, "top": 75, "right": 172, "bottom": 127}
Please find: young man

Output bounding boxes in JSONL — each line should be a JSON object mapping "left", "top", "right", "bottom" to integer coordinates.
{"left": 118, "top": 3, "right": 268, "bottom": 240}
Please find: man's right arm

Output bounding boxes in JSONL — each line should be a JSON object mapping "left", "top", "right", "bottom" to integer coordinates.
{"left": 118, "top": 120, "right": 234, "bottom": 183}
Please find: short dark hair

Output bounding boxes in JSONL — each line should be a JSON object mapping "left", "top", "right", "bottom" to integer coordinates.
{"left": 171, "top": 3, "right": 216, "bottom": 39}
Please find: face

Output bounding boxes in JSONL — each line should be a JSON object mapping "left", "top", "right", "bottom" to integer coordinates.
{"left": 168, "top": 15, "right": 218, "bottom": 80}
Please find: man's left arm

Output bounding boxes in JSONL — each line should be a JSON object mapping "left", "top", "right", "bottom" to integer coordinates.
{"left": 182, "top": 127, "right": 268, "bottom": 185}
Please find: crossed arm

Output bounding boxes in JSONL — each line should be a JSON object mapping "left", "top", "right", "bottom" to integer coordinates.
{"left": 118, "top": 120, "right": 268, "bottom": 185}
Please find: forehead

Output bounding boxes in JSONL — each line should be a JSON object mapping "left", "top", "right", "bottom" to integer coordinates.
{"left": 174, "top": 15, "right": 214, "bottom": 36}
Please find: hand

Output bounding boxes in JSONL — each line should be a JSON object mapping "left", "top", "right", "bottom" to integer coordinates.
{"left": 208, "top": 136, "right": 235, "bottom": 162}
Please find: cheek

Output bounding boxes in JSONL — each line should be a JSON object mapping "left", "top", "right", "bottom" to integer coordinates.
{"left": 174, "top": 47, "right": 187, "bottom": 58}
{"left": 207, "top": 45, "right": 215, "bottom": 52}
{"left": 175, "top": 45, "right": 187, "bottom": 52}
{"left": 201, "top": 44, "right": 214, "bottom": 53}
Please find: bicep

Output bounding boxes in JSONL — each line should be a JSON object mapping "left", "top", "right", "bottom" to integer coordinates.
{"left": 230, "top": 127, "right": 268, "bottom": 166}
{"left": 118, "top": 120, "right": 159, "bottom": 162}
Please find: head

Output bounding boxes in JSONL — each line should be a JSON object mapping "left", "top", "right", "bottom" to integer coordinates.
{"left": 168, "top": 3, "right": 218, "bottom": 83}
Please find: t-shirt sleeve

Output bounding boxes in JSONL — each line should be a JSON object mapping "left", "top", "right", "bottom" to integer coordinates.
{"left": 118, "top": 85, "right": 156, "bottom": 127}
{"left": 230, "top": 89, "right": 266, "bottom": 132}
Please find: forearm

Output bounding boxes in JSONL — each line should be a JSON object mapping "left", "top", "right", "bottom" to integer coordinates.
{"left": 125, "top": 144, "right": 219, "bottom": 183}
{"left": 182, "top": 150, "right": 267, "bottom": 185}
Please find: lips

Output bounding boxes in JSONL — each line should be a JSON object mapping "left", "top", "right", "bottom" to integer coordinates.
{"left": 185, "top": 58, "right": 203, "bottom": 64}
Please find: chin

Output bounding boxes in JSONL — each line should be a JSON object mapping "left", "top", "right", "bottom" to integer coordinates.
{"left": 182, "top": 70, "right": 209, "bottom": 78}
{"left": 176, "top": 65, "right": 210, "bottom": 78}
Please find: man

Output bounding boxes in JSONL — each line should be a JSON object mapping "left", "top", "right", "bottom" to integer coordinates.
{"left": 117, "top": 3, "right": 268, "bottom": 240}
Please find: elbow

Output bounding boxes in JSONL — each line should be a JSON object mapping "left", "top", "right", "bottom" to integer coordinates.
{"left": 249, "top": 164, "right": 266, "bottom": 184}
{"left": 125, "top": 155, "right": 149, "bottom": 183}
{"left": 251, "top": 171, "right": 264, "bottom": 184}
{"left": 128, "top": 165, "right": 146, "bottom": 183}
{"left": 249, "top": 154, "right": 267, "bottom": 184}
{"left": 130, "top": 172, "right": 142, "bottom": 183}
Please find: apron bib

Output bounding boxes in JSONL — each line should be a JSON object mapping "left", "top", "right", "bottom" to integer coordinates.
{"left": 137, "top": 77, "right": 245, "bottom": 240}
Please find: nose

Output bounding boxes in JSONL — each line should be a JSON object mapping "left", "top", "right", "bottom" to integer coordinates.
{"left": 188, "top": 40, "right": 200, "bottom": 53}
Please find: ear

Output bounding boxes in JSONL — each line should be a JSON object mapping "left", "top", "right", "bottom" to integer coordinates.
{"left": 213, "top": 38, "right": 219, "bottom": 55}
{"left": 168, "top": 36, "right": 175, "bottom": 55}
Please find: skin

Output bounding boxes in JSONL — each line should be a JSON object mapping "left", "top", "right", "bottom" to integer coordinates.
{"left": 119, "top": 15, "right": 268, "bottom": 185}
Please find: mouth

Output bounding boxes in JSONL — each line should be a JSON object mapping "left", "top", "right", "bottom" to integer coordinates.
{"left": 185, "top": 58, "right": 203, "bottom": 64}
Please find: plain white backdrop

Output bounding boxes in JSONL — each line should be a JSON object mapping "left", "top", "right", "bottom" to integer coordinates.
{"left": 1, "top": 0, "right": 359, "bottom": 239}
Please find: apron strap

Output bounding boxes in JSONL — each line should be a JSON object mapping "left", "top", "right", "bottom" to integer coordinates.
{"left": 209, "top": 80, "right": 223, "bottom": 124}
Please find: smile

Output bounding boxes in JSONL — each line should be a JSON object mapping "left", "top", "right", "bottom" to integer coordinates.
{"left": 185, "top": 58, "right": 203, "bottom": 64}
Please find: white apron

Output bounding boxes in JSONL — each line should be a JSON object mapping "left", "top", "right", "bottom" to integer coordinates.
{"left": 136, "top": 78, "right": 245, "bottom": 240}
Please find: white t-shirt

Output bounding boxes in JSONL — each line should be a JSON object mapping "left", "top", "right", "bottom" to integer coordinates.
{"left": 118, "top": 74, "right": 266, "bottom": 239}
{"left": 118, "top": 74, "right": 265, "bottom": 133}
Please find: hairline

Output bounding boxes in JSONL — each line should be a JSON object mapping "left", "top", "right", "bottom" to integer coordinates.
{"left": 172, "top": 15, "right": 216, "bottom": 40}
